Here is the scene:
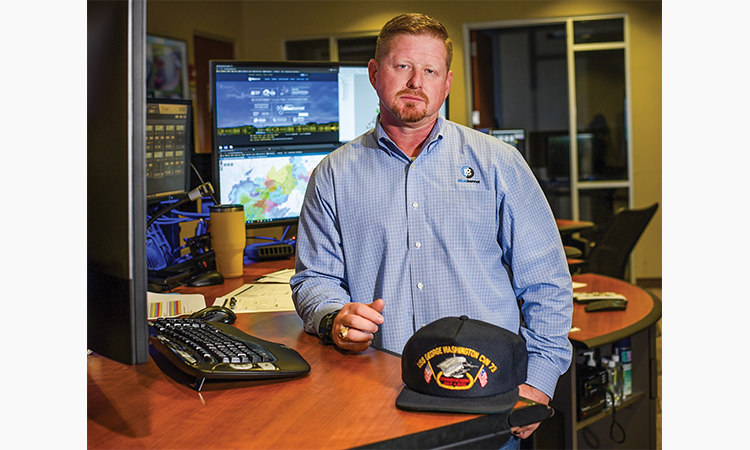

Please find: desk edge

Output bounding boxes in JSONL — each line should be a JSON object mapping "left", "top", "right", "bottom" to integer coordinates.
{"left": 571, "top": 290, "right": 662, "bottom": 349}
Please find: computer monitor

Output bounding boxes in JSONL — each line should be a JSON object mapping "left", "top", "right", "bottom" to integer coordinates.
{"left": 146, "top": 98, "right": 192, "bottom": 203}
{"left": 491, "top": 128, "right": 526, "bottom": 157}
{"left": 210, "top": 60, "right": 448, "bottom": 228}
{"left": 546, "top": 133, "right": 595, "bottom": 182}
{"left": 88, "top": 0, "right": 149, "bottom": 365}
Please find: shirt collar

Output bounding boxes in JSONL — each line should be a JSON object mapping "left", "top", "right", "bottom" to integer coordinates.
{"left": 375, "top": 115, "right": 446, "bottom": 160}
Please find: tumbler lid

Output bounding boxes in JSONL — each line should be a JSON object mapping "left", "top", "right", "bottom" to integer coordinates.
{"left": 209, "top": 204, "right": 244, "bottom": 213}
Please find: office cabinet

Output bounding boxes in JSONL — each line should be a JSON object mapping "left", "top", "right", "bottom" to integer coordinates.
{"left": 531, "top": 274, "right": 661, "bottom": 449}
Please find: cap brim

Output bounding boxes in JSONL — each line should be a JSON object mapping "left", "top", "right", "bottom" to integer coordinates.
{"left": 395, "top": 385, "right": 519, "bottom": 414}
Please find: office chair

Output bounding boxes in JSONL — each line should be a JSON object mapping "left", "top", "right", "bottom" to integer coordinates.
{"left": 564, "top": 246, "right": 586, "bottom": 274}
{"left": 571, "top": 203, "right": 659, "bottom": 280}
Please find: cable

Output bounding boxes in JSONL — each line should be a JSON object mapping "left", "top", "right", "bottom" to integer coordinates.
{"left": 248, "top": 225, "right": 292, "bottom": 243}
{"left": 166, "top": 209, "right": 211, "bottom": 220}
{"left": 146, "top": 224, "right": 174, "bottom": 270}
{"left": 191, "top": 163, "right": 219, "bottom": 205}
{"left": 146, "top": 182, "right": 214, "bottom": 229}
{"left": 607, "top": 391, "right": 626, "bottom": 444}
{"left": 280, "top": 225, "right": 290, "bottom": 241}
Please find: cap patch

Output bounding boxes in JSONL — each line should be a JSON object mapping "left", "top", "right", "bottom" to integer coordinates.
{"left": 418, "top": 346, "right": 497, "bottom": 390}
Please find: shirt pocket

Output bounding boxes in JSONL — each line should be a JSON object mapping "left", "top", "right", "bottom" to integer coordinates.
{"left": 425, "top": 188, "right": 497, "bottom": 248}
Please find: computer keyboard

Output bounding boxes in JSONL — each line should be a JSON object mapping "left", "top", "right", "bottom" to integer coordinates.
{"left": 148, "top": 317, "right": 311, "bottom": 391}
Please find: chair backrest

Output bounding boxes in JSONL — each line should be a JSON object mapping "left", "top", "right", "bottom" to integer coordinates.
{"left": 585, "top": 203, "right": 658, "bottom": 279}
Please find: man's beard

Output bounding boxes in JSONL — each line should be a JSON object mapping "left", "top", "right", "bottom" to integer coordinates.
{"left": 391, "top": 90, "right": 429, "bottom": 123}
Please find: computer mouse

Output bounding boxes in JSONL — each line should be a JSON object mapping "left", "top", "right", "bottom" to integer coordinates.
{"left": 189, "top": 306, "right": 237, "bottom": 324}
{"left": 148, "top": 283, "right": 167, "bottom": 293}
{"left": 585, "top": 299, "right": 628, "bottom": 312}
{"left": 186, "top": 270, "right": 225, "bottom": 287}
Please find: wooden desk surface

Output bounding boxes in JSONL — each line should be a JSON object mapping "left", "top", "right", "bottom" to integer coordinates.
{"left": 570, "top": 273, "right": 662, "bottom": 349}
{"left": 555, "top": 219, "right": 595, "bottom": 234}
{"left": 88, "top": 259, "right": 489, "bottom": 450}
{"left": 88, "top": 261, "right": 644, "bottom": 448}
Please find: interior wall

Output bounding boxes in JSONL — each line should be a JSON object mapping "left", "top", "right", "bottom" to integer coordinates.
{"left": 147, "top": 1, "right": 245, "bottom": 62}
{"left": 147, "top": 0, "right": 662, "bottom": 280}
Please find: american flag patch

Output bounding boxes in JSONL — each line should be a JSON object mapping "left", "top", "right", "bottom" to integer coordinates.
{"left": 477, "top": 366, "right": 488, "bottom": 388}
{"left": 424, "top": 363, "right": 433, "bottom": 383}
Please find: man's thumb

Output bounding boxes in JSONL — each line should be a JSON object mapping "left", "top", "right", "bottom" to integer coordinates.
{"left": 370, "top": 298, "right": 385, "bottom": 314}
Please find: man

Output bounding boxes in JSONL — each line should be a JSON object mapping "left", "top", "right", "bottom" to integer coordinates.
{"left": 291, "top": 13, "right": 572, "bottom": 446}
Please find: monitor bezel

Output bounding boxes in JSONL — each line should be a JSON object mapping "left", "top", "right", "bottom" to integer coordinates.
{"left": 88, "top": 0, "right": 150, "bottom": 365}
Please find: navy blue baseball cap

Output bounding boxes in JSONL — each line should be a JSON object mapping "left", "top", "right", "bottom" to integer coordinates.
{"left": 396, "top": 316, "right": 528, "bottom": 414}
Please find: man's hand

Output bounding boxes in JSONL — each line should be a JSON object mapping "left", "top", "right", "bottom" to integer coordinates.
{"left": 331, "top": 299, "right": 385, "bottom": 351}
{"left": 511, "top": 384, "right": 550, "bottom": 439}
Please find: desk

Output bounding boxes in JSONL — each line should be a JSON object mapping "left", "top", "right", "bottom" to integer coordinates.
{"left": 88, "top": 259, "right": 549, "bottom": 450}
{"left": 555, "top": 219, "right": 594, "bottom": 235}
{"left": 535, "top": 274, "right": 662, "bottom": 450}
{"left": 556, "top": 220, "right": 594, "bottom": 272}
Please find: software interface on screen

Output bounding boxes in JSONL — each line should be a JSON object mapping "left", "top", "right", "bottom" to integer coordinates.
{"left": 491, "top": 128, "right": 525, "bottom": 148}
{"left": 212, "top": 61, "right": 447, "bottom": 226}
{"left": 146, "top": 100, "right": 191, "bottom": 201}
{"left": 490, "top": 128, "right": 527, "bottom": 162}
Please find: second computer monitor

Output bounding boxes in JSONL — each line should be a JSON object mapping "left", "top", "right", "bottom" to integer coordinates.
{"left": 491, "top": 128, "right": 526, "bottom": 157}
{"left": 146, "top": 98, "right": 193, "bottom": 203}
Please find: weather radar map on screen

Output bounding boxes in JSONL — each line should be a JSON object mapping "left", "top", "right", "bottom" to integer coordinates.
{"left": 218, "top": 154, "right": 324, "bottom": 223}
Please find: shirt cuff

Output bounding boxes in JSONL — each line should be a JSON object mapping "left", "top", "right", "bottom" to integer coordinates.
{"left": 525, "top": 355, "right": 564, "bottom": 400}
{"left": 309, "top": 304, "right": 344, "bottom": 336}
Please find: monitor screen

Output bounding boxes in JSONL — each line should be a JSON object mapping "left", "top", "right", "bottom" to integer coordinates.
{"left": 491, "top": 128, "right": 526, "bottom": 151}
{"left": 210, "top": 60, "right": 448, "bottom": 228}
{"left": 546, "top": 133, "right": 595, "bottom": 182}
{"left": 146, "top": 98, "right": 192, "bottom": 202}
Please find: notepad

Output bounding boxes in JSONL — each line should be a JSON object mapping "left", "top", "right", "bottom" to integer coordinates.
{"left": 255, "top": 268, "right": 295, "bottom": 284}
{"left": 214, "top": 283, "right": 296, "bottom": 313}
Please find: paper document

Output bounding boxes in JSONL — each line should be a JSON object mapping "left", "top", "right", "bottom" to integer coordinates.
{"left": 147, "top": 292, "right": 206, "bottom": 319}
{"left": 214, "top": 283, "right": 296, "bottom": 313}
{"left": 255, "top": 268, "right": 295, "bottom": 284}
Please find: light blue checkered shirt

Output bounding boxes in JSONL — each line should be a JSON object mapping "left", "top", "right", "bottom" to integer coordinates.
{"left": 291, "top": 117, "right": 573, "bottom": 399}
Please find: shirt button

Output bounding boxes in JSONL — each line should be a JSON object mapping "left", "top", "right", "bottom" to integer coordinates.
{"left": 412, "top": 201, "right": 419, "bottom": 208}
{"left": 414, "top": 241, "right": 422, "bottom": 248}
{"left": 417, "top": 282, "right": 424, "bottom": 290}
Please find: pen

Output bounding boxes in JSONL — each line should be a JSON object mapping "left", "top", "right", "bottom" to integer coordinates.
{"left": 235, "top": 285, "right": 255, "bottom": 296}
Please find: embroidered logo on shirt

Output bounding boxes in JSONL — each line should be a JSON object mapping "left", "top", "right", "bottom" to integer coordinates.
{"left": 459, "top": 166, "right": 480, "bottom": 184}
